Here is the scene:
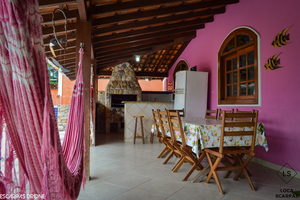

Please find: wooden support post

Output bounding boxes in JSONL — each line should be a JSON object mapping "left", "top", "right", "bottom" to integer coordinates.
{"left": 76, "top": 13, "right": 92, "bottom": 181}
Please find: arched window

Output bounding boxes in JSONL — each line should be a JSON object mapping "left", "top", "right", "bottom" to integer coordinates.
{"left": 173, "top": 60, "right": 188, "bottom": 90}
{"left": 218, "top": 28, "right": 259, "bottom": 105}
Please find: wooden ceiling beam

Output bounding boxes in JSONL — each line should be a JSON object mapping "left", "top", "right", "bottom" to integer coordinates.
{"left": 92, "top": 7, "right": 218, "bottom": 35}
{"left": 94, "top": 31, "right": 196, "bottom": 53}
{"left": 97, "top": 55, "right": 134, "bottom": 66}
{"left": 91, "top": 0, "right": 185, "bottom": 16}
{"left": 76, "top": 0, "right": 87, "bottom": 22}
{"left": 52, "top": 53, "right": 76, "bottom": 61}
{"left": 42, "top": 22, "right": 76, "bottom": 36}
{"left": 94, "top": 25, "right": 202, "bottom": 48}
{"left": 48, "top": 51, "right": 76, "bottom": 59}
{"left": 97, "top": 70, "right": 168, "bottom": 77}
{"left": 45, "top": 47, "right": 76, "bottom": 57}
{"left": 55, "top": 58, "right": 76, "bottom": 65}
{"left": 43, "top": 32, "right": 76, "bottom": 46}
{"left": 96, "top": 35, "right": 194, "bottom": 71}
{"left": 97, "top": 54, "right": 135, "bottom": 62}
{"left": 92, "top": 0, "right": 238, "bottom": 27}
{"left": 38, "top": 0, "right": 76, "bottom": 7}
{"left": 142, "top": 53, "right": 152, "bottom": 72}
{"left": 45, "top": 40, "right": 76, "bottom": 52}
{"left": 96, "top": 47, "right": 153, "bottom": 60}
{"left": 42, "top": 10, "right": 78, "bottom": 24}
{"left": 166, "top": 40, "right": 191, "bottom": 71}
{"left": 97, "top": 57, "right": 133, "bottom": 70}
{"left": 155, "top": 47, "right": 171, "bottom": 72}
{"left": 93, "top": 20, "right": 205, "bottom": 43}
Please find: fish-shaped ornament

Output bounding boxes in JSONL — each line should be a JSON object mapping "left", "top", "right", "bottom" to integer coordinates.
{"left": 49, "top": 38, "right": 67, "bottom": 57}
{"left": 264, "top": 52, "right": 283, "bottom": 70}
{"left": 271, "top": 26, "right": 293, "bottom": 47}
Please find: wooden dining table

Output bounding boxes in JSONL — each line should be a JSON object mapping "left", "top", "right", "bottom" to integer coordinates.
{"left": 151, "top": 116, "right": 269, "bottom": 181}
{"left": 152, "top": 117, "right": 268, "bottom": 155}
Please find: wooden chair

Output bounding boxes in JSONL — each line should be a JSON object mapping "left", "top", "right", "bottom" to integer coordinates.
{"left": 205, "top": 109, "right": 219, "bottom": 119}
{"left": 234, "top": 109, "right": 256, "bottom": 122}
{"left": 204, "top": 110, "right": 259, "bottom": 194}
{"left": 167, "top": 109, "right": 205, "bottom": 181}
{"left": 155, "top": 109, "right": 181, "bottom": 164}
{"left": 152, "top": 109, "right": 170, "bottom": 158}
{"left": 218, "top": 109, "right": 234, "bottom": 121}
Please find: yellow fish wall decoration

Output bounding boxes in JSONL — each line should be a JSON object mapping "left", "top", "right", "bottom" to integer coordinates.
{"left": 271, "top": 26, "right": 293, "bottom": 47}
{"left": 264, "top": 52, "right": 283, "bottom": 70}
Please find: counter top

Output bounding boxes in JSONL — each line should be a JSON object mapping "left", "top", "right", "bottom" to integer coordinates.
{"left": 122, "top": 101, "right": 174, "bottom": 103}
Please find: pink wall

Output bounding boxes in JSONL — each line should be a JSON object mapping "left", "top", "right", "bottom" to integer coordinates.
{"left": 168, "top": 0, "right": 300, "bottom": 171}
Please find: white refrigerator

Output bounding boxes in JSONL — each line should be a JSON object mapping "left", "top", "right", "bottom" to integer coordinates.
{"left": 174, "top": 71, "right": 208, "bottom": 118}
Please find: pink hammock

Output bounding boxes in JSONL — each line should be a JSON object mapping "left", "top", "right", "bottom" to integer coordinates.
{"left": 0, "top": 0, "right": 85, "bottom": 199}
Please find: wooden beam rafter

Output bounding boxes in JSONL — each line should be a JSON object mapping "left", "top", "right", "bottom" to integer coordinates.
{"left": 97, "top": 70, "right": 168, "bottom": 77}
{"left": 76, "top": 0, "right": 87, "bottom": 22}
{"left": 91, "top": 0, "right": 185, "bottom": 16}
{"left": 95, "top": 32, "right": 196, "bottom": 53}
{"left": 92, "top": 0, "right": 237, "bottom": 27}
{"left": 93, "top": 25, "right": 201, "bottom": 48}
{"left": 92, "top": 7, "right": 217, "bottom": 36}
{"left": 155, "top": 47, "right": 171, "bottom": 72}
{"left": 42, "top": 9, "right": 78, "bottom": 24}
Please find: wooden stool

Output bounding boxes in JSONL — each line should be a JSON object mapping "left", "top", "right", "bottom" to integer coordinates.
{"left": 133, "top": 116, "right": 145, "bottom": 144}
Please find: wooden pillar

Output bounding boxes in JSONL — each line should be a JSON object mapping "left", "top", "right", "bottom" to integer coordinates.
{"left": 76, "top": 12, "right": 92, "bottom": 181}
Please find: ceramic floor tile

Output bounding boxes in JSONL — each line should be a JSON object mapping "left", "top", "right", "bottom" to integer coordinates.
{"left": 127, "top": 164, "right": 171, "bottom": 178}
{"left": 222, "top": 192, "right": 269, "bottom": 200}
{"left": 104, "top": 172, "right": 152, "bottom": 188}
{"left": 229, "top": 180, "right": 281, "bottom": 199}
{"left": 85, "top": 167, "right": 124, "bottom": 187}
{"left": 168, "top": 184, "right": 223, "bottom": 200}
{"left": 135, "top": 178, "right": 186, "bottom": 197}
{"left": 83, "top": 133, "right": 300, "bottom": 200}
{"left": 110, "top": 188, "right": 167, "bottom": 200}
{"left": 78, "top": 182, "right": 129, "bottom": 200}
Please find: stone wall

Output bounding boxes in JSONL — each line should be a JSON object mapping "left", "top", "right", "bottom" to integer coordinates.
{"left": 105, "top": 62, "right": 142, "bottom": 134}
{"left": 55, "top": 105, "right": 70, "bottom": 131}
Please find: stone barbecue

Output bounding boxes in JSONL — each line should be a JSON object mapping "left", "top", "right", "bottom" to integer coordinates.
{"left": 105, "top": 62, "right": 142, "bottom": 133}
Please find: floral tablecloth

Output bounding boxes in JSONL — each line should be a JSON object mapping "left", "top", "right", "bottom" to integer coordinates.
{"left": 151, "top": 117, "right": 269, "bottom": 156}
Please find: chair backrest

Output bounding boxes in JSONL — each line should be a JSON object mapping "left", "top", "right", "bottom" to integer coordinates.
{"left": 234, "top": 109, "right": 257, "bottom": 122}
{"left": 218, "top": 109, "right": 234, "bottom": 121}
{"left": 219, "top": 110, "right": 258, "bottom": 154}
{"left": 166, "top": 109, "right": 187, "bottom": 147}
{"left": 205, "top": 109, "right": 219, "bottom": 119}
{"left": 157, "top": 110, "right": 170, "bottom": 139}
{"left": 152, "top": 109, "right": 163, "bottom": 137}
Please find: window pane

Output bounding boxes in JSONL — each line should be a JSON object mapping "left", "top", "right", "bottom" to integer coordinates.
{"left": 237, "top": 34, "right": 250, "bottom": 47}
{"left": 227, "top": 73, "right": 232, "bottom": 84}
{"left": 240, "top": 83, "right": 247, "bottom": 96}
{"left": 248, "top": 66, "right": 254, "bottom": 80}
{"left": 233, "top": 71, "right": 237, "bottom": 83}
{"left": 226, "top": 60, "right": 231, "bottom": 71}
{"left": 248, "top": 51, "right": 254, "bottom": 65}
{"left": 239, "top": 54, "right": 246, "bottom": 67}
{"left": 223, "top": 37, "right": 235, "bottom": 53}
{"left": 240, "top": 68, "right": 247, "bottom": 81}
{"left": 233, "top": 58, "right": 237, "bottom": 70}
{"left": 233, "top": 84, "right": 237, "bottom": 96}
{"left": 248, "top": 82, "right": 255, "bottom": 95}
{"left": 227, "top": 85, "right": 232, "bottom": 97}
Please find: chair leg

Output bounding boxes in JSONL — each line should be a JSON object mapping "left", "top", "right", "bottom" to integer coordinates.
{"left": 205, "top": 153, "right": 224, "bottom": 194}
{"left": 234, "top": 155, "right": 256, "bottom": 191}
{"left": 133, "top": 117, "right": 137, "bottom": 144}
{"left": 173, "top": 157, "right": 186, "bottom": 172}
{"left": 162, "top": 150, "right": 174, "bottom": 164}
{"left": 140, "top": 117, "right": 145, "bottom": 144}
{"left": 182, "top": 164, "right": 197, "bottom": 181}
{"left": 157, "top": 146, "right": 169, "bottom": 158}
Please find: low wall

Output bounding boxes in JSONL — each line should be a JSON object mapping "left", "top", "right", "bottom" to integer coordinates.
{"left": 55, "top": 105, "right": 70, "bottom": 131}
